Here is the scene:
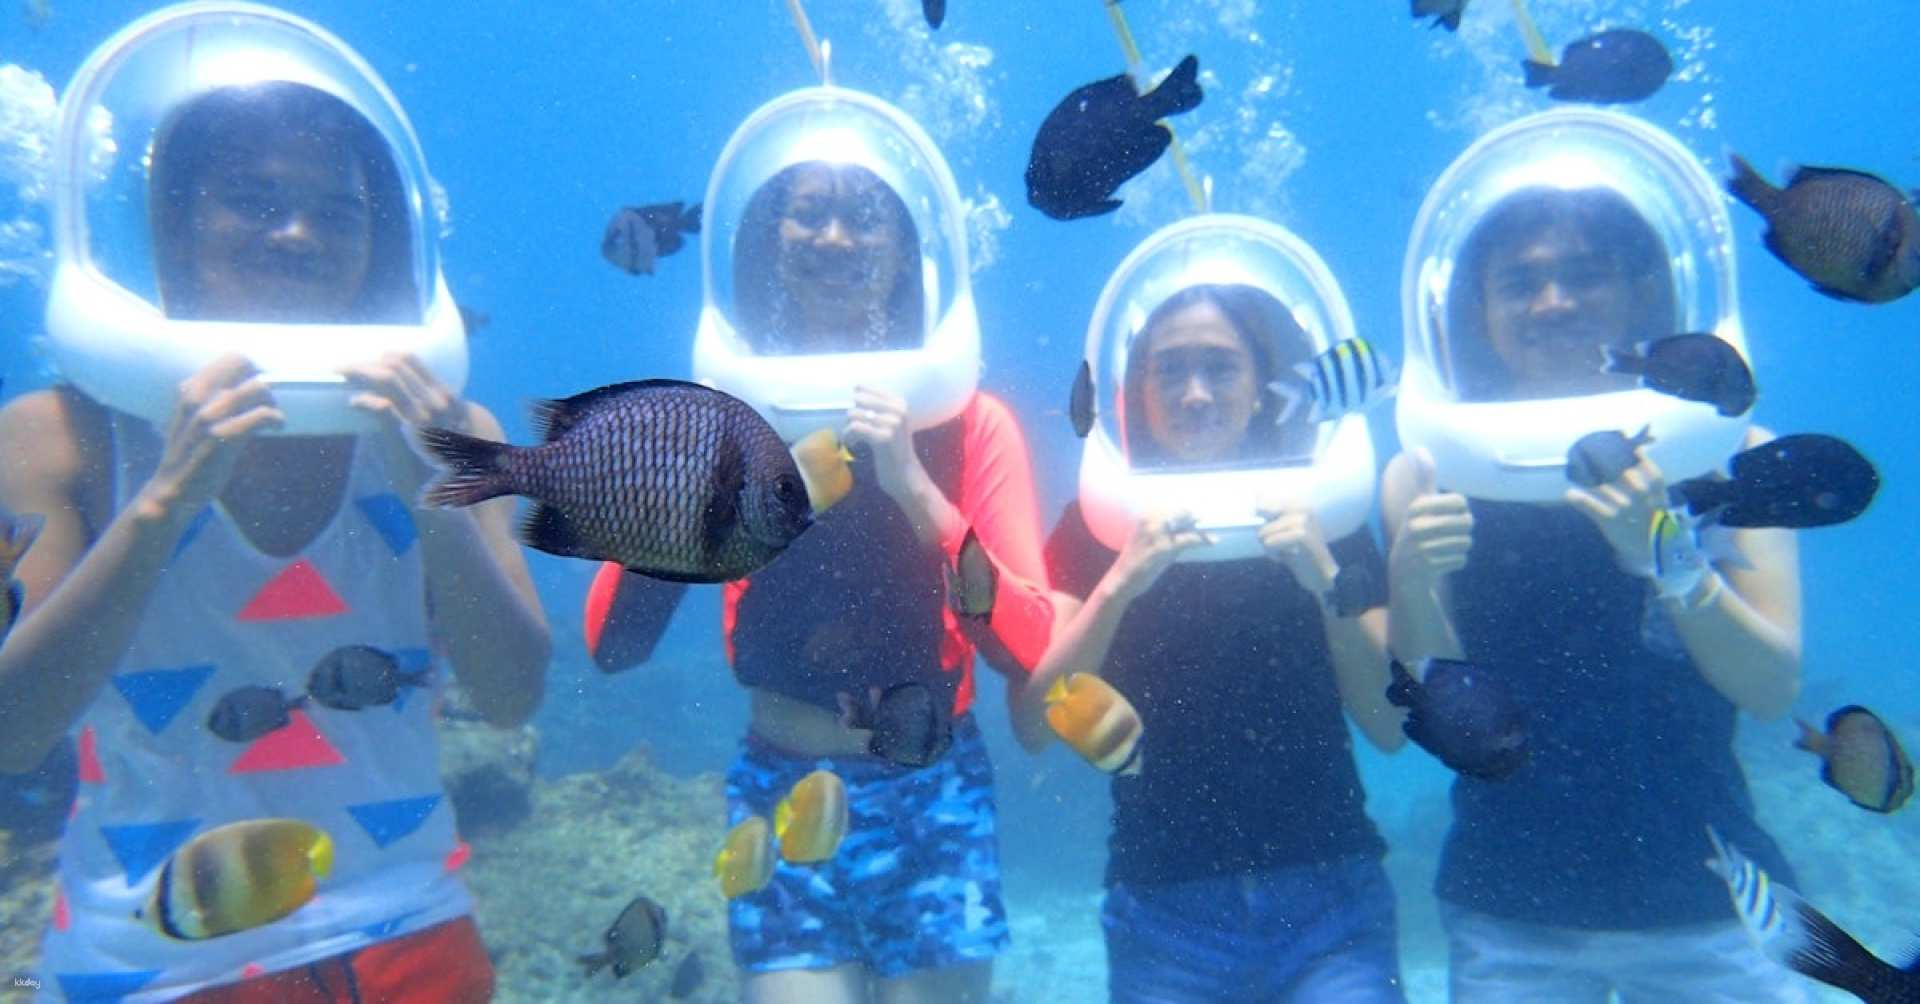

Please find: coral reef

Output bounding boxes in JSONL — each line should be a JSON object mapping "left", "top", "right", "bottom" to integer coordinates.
{"left": 464, "top": 743, "right": 736, "bottom": 1003}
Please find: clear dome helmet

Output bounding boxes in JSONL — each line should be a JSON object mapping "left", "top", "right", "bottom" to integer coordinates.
{"left": 694, "top": 85, "right": 977, "bottom": 443}
{"left": 1398, "top": 108, "right": 1749, "bottom": 502}
{"left": 45, "top": 2, "right": 466, "bottom": 435}
{"left": 1078, "top": 214, "right": 1376, "bottom": 563}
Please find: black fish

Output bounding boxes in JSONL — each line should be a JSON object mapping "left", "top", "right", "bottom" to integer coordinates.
{"left": 669, "top": 950, "right": 706, "bottom": 998}
{"left": 1602, "top": 333, "right": 1756, "bottom": 417}
{"left": 1412, "top": 0, "right": 1467, "bottom": 31}
{"left": 944, "top": 527, "right": 996, "bottom": 619}
{"left": 1795, "top": 705, "right": 1914, "bottom": 814}
{"left": 0, "top": 510, "right": 45, "bottom": 640}
{"left": 1523, "top": 29, "right": 1672, "bottom": 105}
{"left": 840, "top": 681, "right": 954, "bottom": 769}
{"left": 1566, "top": 426, "right": 1653, "bottom": 489}
{"left": 1069, "top": 359, "right": 1095, "bottom": 438}
{"left": 1670, "top": 433, "right": 1878, "bottom": 529}
{"left": 1707, "top": 829, "right": 1920, "bottom": 1004}
{"left": 207, "top": 685, "right": 303, "bottom": 743}
{"left": 419, "top": 380, "right": 825, "bottom": 583}
{"left": 922, "top": 0, "right": 944, "bottom": 29}
{"left": 1728, "top": 155, "right": 1920, "bottom": 304}
{"left": 1386, "top": 659, "right": 1528, "bottom": 780}
{"left": 307, "top": 645, "right": 428, "bottom": 711}
{"left": 579, "top": 894, "right": 666, "bottom": 979}
{"left": 601, "top": 201, "right": 702, "bottom": 277}
{"left": 1026, "top": 54, "right": 1204, "bottom": 221}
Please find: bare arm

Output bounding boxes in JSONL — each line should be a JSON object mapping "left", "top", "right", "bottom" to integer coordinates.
{"left": 1563, "top": 427, "right": 1800, "bottom": 720}
{"left": 0, "top": 364, "right": 282, "bottom": 772}
{"left": 414, "top": 403, "right": 551, "bottom": 728}
{"left": 1381, "top": 450, "right": 1470, "bottom": 663}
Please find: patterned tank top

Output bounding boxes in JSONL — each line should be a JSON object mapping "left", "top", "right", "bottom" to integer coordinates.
{"left": 35, "top": 416, "right": 472, "bottom": 1002}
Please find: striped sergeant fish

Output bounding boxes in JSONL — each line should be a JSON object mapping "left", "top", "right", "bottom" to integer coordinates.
{"left": 1706, "top": 826, "right": 1920, "bottom": 1002}
{"left": 1269, "top": 337, "right": 1398, "bottom": 426}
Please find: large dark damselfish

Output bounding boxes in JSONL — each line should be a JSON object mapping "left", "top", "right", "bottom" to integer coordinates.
{"left": 839, "top": 681, "right": 953, "bottom": 769}
{"left": 579, "top": 894, "right": 666, "bottom": 979}
{"left": 1026, "top": 54, "right": 1204, "bottom": 221}
{"left": 1386, "top": 658, "right": 1528, "bottom": 780}
{"left": 1708, "top": 827, "right": 1920, "bottom": 1004}
{"left": 1523, "top": 29, "right": 1672, "bottom": 104}
{"left": 419, "top": 380, "right": 836, "bottom": 583}
{"left": 1669, "top": 433, "right": 1878, "bottom": 530}
{"left": 1728, "top": 154, "right": 1920, "bottom": 304}
{"left": 1602, "top": 333, "right": 1756, "bottom": 418}
{"left": 922, "top": 0, "right": 944, "bottom": 29}
{"left": 601, "top": 201, "right": 702, "bottom": 277}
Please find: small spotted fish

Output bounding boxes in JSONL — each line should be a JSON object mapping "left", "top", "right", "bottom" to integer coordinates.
{"left": 579, "top": 894, "right": 667, "bottom": 979}
{"left": 1269, "top": 337, "right": 1397, "bottom": 426}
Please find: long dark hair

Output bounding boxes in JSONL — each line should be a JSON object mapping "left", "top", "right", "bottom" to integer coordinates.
{"left": 149, "top": 81, "right": 417, "bottom": 323}
{"left": 1121, "top": 282, "right": 1318, "bottom": 466}
{"left": 732, "top": 161, "right": 924, "bottom": 354}
{"left": 1443, "top": 185, "right": 1676, "bottom": 400}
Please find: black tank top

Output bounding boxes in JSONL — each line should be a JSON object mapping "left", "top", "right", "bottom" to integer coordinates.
{"left": 730, "top": 421, "right": 966, "bottom": 715}
{"left": 1047, "top": 502, "right": 1387, "bottom": 887}
{"left": 1437, "top": 499, "right": 1795, "bottom": 928}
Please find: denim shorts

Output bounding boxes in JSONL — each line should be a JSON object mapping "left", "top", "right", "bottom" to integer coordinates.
{"left": 1103, "top": 856, "right": 1406, "bottom": 1004}
{"left": 724, "top": 713, "right": 1009, "bottom": 978}
{"left": 1442, "top": 903, "right": 1814, "bottom": 1004}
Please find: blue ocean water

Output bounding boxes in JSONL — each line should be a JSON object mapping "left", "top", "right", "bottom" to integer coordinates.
{"left": 1, "top": 1, "right": 1916, "bottom": 1001}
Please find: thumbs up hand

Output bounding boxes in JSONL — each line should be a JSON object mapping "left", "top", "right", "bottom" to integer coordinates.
{"left": 1391, "top": 449, "right": 1475, "bottom": 586}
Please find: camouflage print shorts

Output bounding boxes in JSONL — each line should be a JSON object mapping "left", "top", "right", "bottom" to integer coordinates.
{"left": 724, "top": 713, "right": 1011, "bottom": 978}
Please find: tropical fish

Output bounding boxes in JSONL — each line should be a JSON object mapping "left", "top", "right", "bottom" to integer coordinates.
{"left": 1795, "top": 706, "right": 1914, "bottom": 813}
{"left": 601, "top": 201, "right": 701, "bottom": 277}
{"left": 713, "top": 815, "right": 775, "bottom": 899}
{"left": 306, "top": 644, "right": 428, "bottom": 711}
{"left": 1026, "top": 54, "right": 1204, "bottom": 220}
{"left": 922, "top": 0, "right": 945, "bottom": 29}
{"left": 420, "top": 380, "right": 852, "bottom": 583}
{"left": 774, "top": 769, "right": 849, "bottom": 864}
{"left": 1707, "top": 827, "right": 1920, "bottom": 1003}
{"left": 1650, "top": 508, "right": 1708, "bottom": 593}
{"left": 1566, "top": 426, "right": 1654, "bottom": 489}
{"left": 0, "top": 510, "right": 45, "bottom": 641}
{"left": 1523, "top": 29, "right": 1672, "bottom": 105}
{"left": 579, "top": 894, "right": 667, "bottom": 979}
{"left": 1669, "top": 433, "right": 1878, "bottom": 530}
{"left": 206, "top": 685, "right": 303, "bottom": 743}
{"left": 945, "top": 528, "right": 997, "bottom": 619}
{"left": 1727, "top": 155, "right": 1920, "bottom": 304}
{"left": 1386, "top": 658, "right": 1528, "bottom": 781}
{"left": 839, "top": 681, "right": 953, "bottom": 769}
{"left": 669, "top": 950, "right": 707, "bottom": 999}
{"left": 135, "top": 819, "right": 333, "bottom": 940}
{"left": 1602, "top": 333, "right": 1756, "bottom": 418}
{"left": 1269, "top": 337, "right": 1397, "bottom": 426}
{"left": 1411, "top": 0, "right": 1467, "bottom": 31}
{"left": 1044, "top": 673, "right": 1144, "bottom": 776}
{"left": 1069, "top": 359, "right": 1095, "bottom": 438}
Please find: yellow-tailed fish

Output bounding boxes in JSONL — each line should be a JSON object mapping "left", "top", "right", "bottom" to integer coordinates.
{"left": 1044, "top": 673, "right": 1144, "bottom": 776}
{"left": 773, "top": 769, "right": 849, "bottom": 864}
{"left": 790, "top": 427, "right": 855, "bottom": 513}
{"left": 713, "top": 815, "right": 775, "bottom": 899}
{"left": 136, "top": 819, "right": 333, "bottom": 940}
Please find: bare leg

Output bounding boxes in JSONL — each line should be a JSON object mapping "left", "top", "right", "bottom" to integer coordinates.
{"left": 874, "top": 960, "right": 993, "bottom": 1004}
{"left": 743, "top": 963, "right": 870, "bottom": 1004}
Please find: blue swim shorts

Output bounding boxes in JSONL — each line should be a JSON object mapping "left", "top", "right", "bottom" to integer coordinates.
{"left": 724, "top": 712, "right": 1010, "bottom": 978}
